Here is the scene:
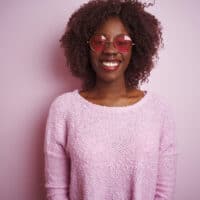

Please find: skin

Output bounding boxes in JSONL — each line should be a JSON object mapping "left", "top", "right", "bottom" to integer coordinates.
{"left": 80, "top": 17, "right": 146, "bottom": 107}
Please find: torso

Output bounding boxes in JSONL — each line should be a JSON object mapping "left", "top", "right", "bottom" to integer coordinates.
{"left": 79, "top": 88, "right": 147, "bottom": 107}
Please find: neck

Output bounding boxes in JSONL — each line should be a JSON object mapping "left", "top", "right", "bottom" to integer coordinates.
{"left": 91, "top": 77, "right": 134, "bottom": 99}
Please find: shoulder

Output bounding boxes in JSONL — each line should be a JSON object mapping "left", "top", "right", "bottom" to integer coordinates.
{"left": 146, "top": 90, "right": 175, "bottom": 116}
{"left": 147, "top": 90, "right": 171, "bottom": 106}
{"left": 48, "top": 90, "right": 75, "bottom": 115}
{"left": 149, "top": 91, "right": 176, "bottom": 122}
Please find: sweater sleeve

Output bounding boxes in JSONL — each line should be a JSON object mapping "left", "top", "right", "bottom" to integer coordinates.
{"left": 44, "top": 99, "right": 70, "bottom": 200}
{"left": 154, "top": 107, "right": 178, "bottom": 200}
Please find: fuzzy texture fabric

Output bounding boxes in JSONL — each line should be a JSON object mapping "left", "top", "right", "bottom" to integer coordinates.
{"left": 44, "top": 89, "right": 178, "bottom": 200}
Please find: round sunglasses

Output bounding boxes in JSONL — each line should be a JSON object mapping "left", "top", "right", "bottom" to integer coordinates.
{"left": 87, "top": 34, "right": 135, "bottom": 53}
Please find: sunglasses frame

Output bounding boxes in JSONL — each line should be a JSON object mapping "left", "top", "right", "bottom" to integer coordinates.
{"left": 87, "top": 33, "right": 135, "bottom": 53}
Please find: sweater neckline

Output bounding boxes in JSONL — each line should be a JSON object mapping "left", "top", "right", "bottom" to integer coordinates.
{"left": 74, "top": 89, "right": 150, "bottom": 112}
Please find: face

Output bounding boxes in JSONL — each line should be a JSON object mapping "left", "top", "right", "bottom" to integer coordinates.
{"left": 89, "top": 17, "right": 133, "bottom": 84}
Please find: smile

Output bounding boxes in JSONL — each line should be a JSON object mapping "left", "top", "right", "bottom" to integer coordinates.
{"left": 100, "top": 60, "right": 121, "bottom": 71}
{"left": 102, "top": 61, "right": 120, "bottom": 67}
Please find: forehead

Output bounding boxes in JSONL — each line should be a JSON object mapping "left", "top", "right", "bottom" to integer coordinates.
{"left": 94, "top": 17, "right": 129, "bottom": 37}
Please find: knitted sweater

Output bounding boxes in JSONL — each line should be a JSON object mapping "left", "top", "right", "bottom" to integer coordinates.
{"left": 44, "top": 89, "right": 177, "bottom": 200}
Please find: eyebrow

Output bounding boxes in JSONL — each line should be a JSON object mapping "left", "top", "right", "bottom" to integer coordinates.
{"left": 93, "top": 33, "right": 131, "bottom": 39}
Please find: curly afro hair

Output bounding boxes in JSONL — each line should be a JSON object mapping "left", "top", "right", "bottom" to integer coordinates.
{"left": 60, "top": 0, "right": 163, "bottom": 91}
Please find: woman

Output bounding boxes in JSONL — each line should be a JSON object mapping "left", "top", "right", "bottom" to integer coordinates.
{"left": 44, "top": 0, "right": 177, "bottom": 199}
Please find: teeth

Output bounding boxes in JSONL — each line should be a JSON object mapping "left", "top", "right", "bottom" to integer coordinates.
{"left": 102, "top": 61, "right": 119, "bottom": 67}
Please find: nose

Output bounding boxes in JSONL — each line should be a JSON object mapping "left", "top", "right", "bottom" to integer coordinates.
{"left": 102, "top": 41, "right": 118, "bottom": 54}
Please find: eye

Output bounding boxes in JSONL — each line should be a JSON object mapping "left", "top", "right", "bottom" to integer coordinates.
{"left": 91, "top": 35, "right": 106, "bottom": 45}
{"left": 116, "top": 40, "right": 129, "bottom": 46}
{"left": 115, "top": 35, "right": 132, "bottom": 46}
{"left": 93, "top": 40, "right": 104, "bottom": 46}
{"left": 89, "top": 34, "right": 107, "bottom": 52}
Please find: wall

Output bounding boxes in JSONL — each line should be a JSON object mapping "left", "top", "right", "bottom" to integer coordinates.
{"left": 1, "top": 0, "right": 200, "bottom": 199}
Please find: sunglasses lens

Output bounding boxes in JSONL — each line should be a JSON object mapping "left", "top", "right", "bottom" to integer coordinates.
{"left": 90, "top": 35, "right": 106, "bottom": 52}
{"left": 114, "top": 35, "right": 132, "bottom": 52}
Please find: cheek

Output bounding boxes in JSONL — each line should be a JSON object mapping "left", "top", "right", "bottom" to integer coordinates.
{"left": 90, "top": 51, "right": 99, "bottom": 68}
{"left": 123, "top": 50, "right": 132, "bottom": 65}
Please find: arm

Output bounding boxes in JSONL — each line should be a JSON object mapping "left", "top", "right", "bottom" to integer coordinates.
{"left": 154, "top": 108, "right": 178, "bottom": 200}
{"left": 44, "top": 99, "right": 70, "bottom": 200}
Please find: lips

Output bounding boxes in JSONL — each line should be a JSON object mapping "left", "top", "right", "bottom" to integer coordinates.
{"left": 100, "top": 59, "right": 121, "bottom": 71}
{"left": 102, "top": 61, "right": 120, "bottom": 67}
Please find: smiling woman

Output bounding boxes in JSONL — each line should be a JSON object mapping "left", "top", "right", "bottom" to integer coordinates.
{"left": 60, "top": 0, "right": 162, "bottom": 92}
{"left": 44, "top": 1, "right": 177, "bottom": 200}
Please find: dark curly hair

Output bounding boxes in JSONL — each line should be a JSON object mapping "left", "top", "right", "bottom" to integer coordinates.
{"left": 60, "top": 0, "right": 163, "bottom": 90}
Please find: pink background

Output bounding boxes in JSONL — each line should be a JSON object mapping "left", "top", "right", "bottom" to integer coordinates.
{"left": 1, "top": 0, "right": 200, "bottom": 199}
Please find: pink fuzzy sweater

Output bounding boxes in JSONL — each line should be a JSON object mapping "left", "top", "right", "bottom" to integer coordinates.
{"left": 44, "top": 89, "right": 178, "bottom": 200}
